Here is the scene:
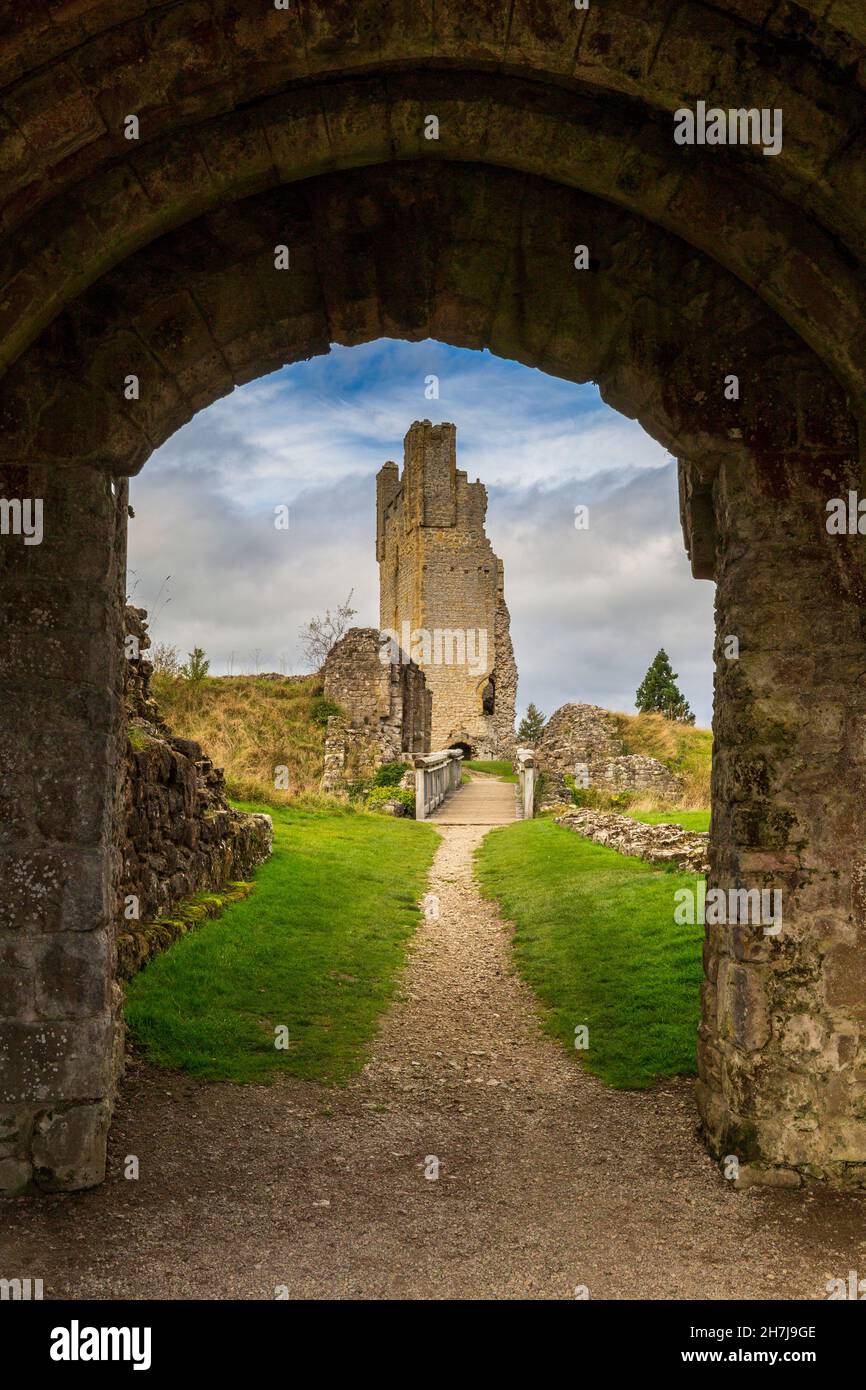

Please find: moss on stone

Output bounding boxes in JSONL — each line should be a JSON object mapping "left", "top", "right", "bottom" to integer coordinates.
{"left": 117, "top": 883, "right": 255, "bottom": 981}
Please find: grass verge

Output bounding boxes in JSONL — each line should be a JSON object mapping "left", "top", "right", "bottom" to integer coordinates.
{"left": 124, "top": 802, "right": 439, "bottom": 1084}
{"left": 475, "top": 819, "right": 703, "bottom": 1088}
{"left": 628, "top": 809, "right": 711, "bottom": 833}
{"left": 462, "top": 758, "right": 518, "bottom": 783}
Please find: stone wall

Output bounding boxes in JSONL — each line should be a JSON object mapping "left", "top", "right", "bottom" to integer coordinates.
{"left": 320, "top": 626, "right": 430, "bottom": 793}
{"left": 556, "top": 808, "right": 710, "bottom": 875}
{"left": 377, "top": 421, "right": 517, "bottom": 758}
{"left": 595, "top": 755, "right": 683, "bottom": 800}
{"left": 536, "top": 704, "right": 682, "bottom": 802}
{"left": 118, "top": 607, "right": 272, "bottom": 977}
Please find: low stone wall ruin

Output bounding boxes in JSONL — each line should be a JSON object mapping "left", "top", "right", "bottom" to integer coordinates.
{"left": 320, "top": 626, "right": 430, "bottom": 793}
{"left": 555, "top": 807, "right": 709, "bottom": 874}
{"left": 119, "top": 607, "right": 272, "bottom": 978}
{"left": 536, "top": 703, "right": 682, "bottom": 803}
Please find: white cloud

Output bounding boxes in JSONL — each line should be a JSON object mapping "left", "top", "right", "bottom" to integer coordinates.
{"left": 129, "top": 341, "right": 715, "bottom": 724}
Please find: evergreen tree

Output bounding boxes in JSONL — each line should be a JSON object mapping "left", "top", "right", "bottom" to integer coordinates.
{"left": 517, "top": 702, "right": 546, "bottom": 745}
{"left": 635, "top": 649, "right": 694, "bottom": 724}
{"left": 180, "top": 646, "right": 210, "bottom": 683}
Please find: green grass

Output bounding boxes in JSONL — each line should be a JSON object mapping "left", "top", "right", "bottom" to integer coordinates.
{"left": 475, "top": 819, "right": 704, "bottom": 1089}
{"left": 628, "top": 809, "right": 711, "bottom": 833}
{"left": 124, "top": 803, "right": 439, "bottom": 1084}
{"left": 462, "top": 758, "right": 518, "bottom": 783}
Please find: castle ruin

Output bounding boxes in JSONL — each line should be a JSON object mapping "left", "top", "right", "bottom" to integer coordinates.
{"left": 321, "top": 627, "right": 431, "bottom": 791}
{"left": 376, "top": 421, "right": 516, "bottom": 758}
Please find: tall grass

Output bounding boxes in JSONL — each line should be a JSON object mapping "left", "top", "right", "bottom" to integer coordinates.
{"left": 151, "top": 673, "right": 328, "bottom": 804}
{"left": 611, "top": 710, "right": 712, "bottom": 810}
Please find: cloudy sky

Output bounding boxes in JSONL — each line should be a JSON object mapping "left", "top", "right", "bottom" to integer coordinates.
{"left": 127, "top": 339, "right": 716, "bottom": 727}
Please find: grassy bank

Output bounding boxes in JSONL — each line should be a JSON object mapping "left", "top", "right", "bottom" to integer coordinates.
{"left": 612, "top": 711, "right": 712, "bottom": 808}
{"left": 125, "top": 803, "right": 439, "bottom": 1084}
{"left": 151, "top": 672, "right": 328, "bottom": 803}
{"left": 475, "top": 819, "right": 703, "bottom": 1088}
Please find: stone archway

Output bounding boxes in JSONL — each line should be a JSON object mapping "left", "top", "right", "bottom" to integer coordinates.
{"left": 2, "top": 6, "right": 866, "bottom": 1194}
{"left": 450, "top": 742, "right": 475, "bottom": 762}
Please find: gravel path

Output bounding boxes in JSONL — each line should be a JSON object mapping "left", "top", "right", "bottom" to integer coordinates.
{"left": 3, "top": 822, "right": 866, "bottom": 1300}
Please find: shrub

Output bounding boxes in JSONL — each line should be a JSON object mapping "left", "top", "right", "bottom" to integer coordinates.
{"left": 366, "top": 785, "right": 415, "bottom": 816}
{"left": 570, "top": 785, "right": 634, "bottom": 813}
{"left": 180, "top": 646, "right": 210, "bottom": 683}
{"left": 151, "top": 641, "right": 180, "bottom": 677}
{"left": 310, "top": 695, "right": 341, "bottom": 727}
{"left": 570, "top": 785, "right": 604, "bottom": 809}
{"left": 372, "top": 761, "right": 409, "bottom": 787}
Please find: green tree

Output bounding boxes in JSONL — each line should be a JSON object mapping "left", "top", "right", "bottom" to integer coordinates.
{"left": 517, "top": 702, "right": 546, "bottom": 745}
{"left": 635, "top": 649, "right": 694, "bottom": 724}
{"left": 180, "top": 646, "right": 210, "bottom": 683}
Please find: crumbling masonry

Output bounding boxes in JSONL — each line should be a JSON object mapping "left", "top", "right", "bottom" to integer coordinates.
{"left": 320, "top": 626, "right": 431, "bottom": 793}
{"left": 377, "top": 422, "right": 517, "bottom": 758}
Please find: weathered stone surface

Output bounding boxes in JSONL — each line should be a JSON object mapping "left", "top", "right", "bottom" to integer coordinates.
{"left": 0, "top": 6, "right": 864, "bottom": 411}
{"left": 0, "top": 463, "right": 124, "bottom": 1193}
{"left": 556, "top": 808, "right": 710, "bottom": 874}
{"left": 699, "top": 445, "right": 866, "bottom": 1186}
{"left": 0, "top": 1016, "right": 116, "bottom": 1105}
{"left": 377, "top": 422, "right": 517, "bottom": 758}
{"left": 31, "top": 1101, "right": 111, "bottom": 1192}
{"left": 118, "top": 606, "right": 272, "bottom": 969}
{"left": 320, "top": 626, "right": 430, "bottom": 794}
{"left": 537, "top": 704, "right": 682, "bottom": 801}
{"left": 732, "top": 1164, "right": 802, "bottom": 1191}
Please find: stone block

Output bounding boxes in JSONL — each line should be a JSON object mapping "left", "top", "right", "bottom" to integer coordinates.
{"left": 717, "top": 959, "right": 771, "bottom": 1052}
{"left": 0, "top": 1016, "right": 115, "bottom": 1104}
{"left": 32, "top": 1100, "right": 110, "bottom": 1191}
{"left": 0, "top": 1155, "right": 32, "bottom": 1194}
{"left": 32, "top": 932, "right": 112, "bottom": 1020}
{"left": 0, "top": 847, "right": 109, "bottom": 932}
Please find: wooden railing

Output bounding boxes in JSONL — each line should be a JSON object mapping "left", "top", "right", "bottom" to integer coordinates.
{"left": 414, "top": 749, "right": 464, "bottom": 820}
{"left": 516, "top": 748, "right": 536, "bottom": 820}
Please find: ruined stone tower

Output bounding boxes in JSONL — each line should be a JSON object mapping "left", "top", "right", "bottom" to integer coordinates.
{"left": 376, "top": 421, "right": 517, "bottom": 757}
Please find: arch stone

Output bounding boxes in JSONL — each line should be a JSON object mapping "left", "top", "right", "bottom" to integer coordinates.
{"left": 1, "top": 72, "right": 866, "bottom": 410}
{"left": 1, "top": 158, "right": 865, "bottom": 1191}
{"left": 2, "top": 6, "right": 866, "bottom": 1195}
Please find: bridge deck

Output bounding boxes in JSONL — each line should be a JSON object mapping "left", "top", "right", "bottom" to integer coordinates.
{"left": 428, "top": 775, "right": 518, "bottom": 826}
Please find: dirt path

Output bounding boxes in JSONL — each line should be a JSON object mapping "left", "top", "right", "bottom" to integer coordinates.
{"left": 3, "top": 820, "right": 866, "bottom": 1300}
